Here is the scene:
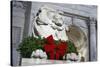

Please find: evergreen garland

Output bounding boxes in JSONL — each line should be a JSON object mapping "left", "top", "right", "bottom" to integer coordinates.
{"left": 17, "top": 35, "right": 78, "bottom": 58}
{"left": 67, "top": 41, "right": 78, "bottom": 54}
{"left": 17, "top": 35, "right": 45, "bottom": 58}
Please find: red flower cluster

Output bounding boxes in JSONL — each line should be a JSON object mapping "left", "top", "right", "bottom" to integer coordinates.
{"left": 55, "top": 41, "right": 68, "bottom": 59}
{"left": 43, "top": 35, "right": 68, "bottom": 60}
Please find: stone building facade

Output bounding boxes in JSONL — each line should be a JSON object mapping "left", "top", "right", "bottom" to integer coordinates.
{"left": 11, "top": 1, "right": 97, "bottom": 66}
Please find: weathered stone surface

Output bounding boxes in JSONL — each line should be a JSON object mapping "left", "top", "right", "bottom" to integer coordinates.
{"left": 33, "top": 5, "right": 69, "bottom": 41}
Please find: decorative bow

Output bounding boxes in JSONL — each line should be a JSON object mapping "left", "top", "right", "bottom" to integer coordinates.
{"left": 43, "top": 35, "right": 68, "bottom": 60}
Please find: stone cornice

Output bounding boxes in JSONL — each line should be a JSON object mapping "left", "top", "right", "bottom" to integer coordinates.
{"left": 12, "top": 1, "right": 27, "bottom": 10}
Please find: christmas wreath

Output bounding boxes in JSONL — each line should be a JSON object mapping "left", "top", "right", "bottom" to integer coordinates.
{"left": 17, "top": 34, "right": 78, "bottom": 60}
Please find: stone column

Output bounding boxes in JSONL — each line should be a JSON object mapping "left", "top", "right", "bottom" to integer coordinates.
{"left": 11, "top": 1, "right": 27, "bottom": 66}
{"left": 89, "top": 17, "right": 97, "bottom": 61}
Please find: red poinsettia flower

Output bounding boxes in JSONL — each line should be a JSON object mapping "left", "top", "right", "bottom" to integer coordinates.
{"left": 43, "top": 35, "right": 68, "bottom": 60}
{"left": 46, "top": 35, "right": 55, "bottom": 44}
{"left": 55, "top": 41, "right": 68, "bottom": 60}
{"left": 44, "top": 44, "right": 56, "bottom": 53}
{"left": 43, "top": 35, "right": 56, "bottom": 59}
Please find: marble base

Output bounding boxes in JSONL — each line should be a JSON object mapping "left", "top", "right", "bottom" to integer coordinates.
{"left": 21, "top": 58, "right": 73, "bottom": 66}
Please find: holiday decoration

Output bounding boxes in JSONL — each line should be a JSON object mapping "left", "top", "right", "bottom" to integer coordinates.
{"left": 17, "top": 34, "right": 78, "bottom": 61}
{"left": 55, "top": 41, "right": 68, "bottom": 60}
{"left": 43, "top": 35, "right": 68, "bottom": 60}
{"left": 17, "top": 34, "right": 45, "bottom": 58}
{"left": 43, "top": 35, "right": 56, "bottom": 59}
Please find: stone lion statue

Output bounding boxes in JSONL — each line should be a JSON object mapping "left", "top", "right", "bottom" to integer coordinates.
{"left": 33, "top": 5, "right": 69, "bottom": 41}
{"left": 32, "top": 5, "right": 88, "bottom": 62}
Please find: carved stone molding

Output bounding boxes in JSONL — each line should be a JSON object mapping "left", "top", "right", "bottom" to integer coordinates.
{"left": 12, "top": 1, "right": 27, "bottom": 10}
